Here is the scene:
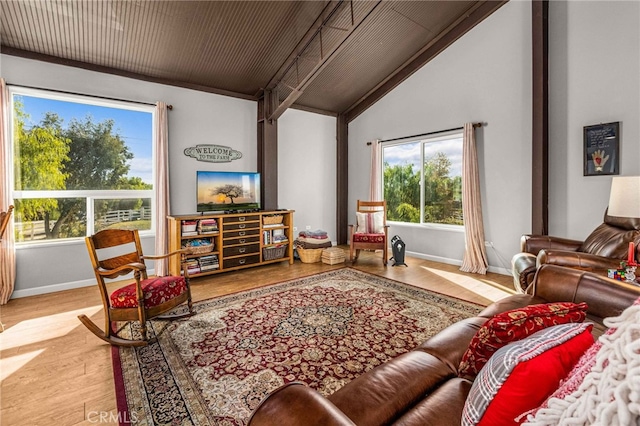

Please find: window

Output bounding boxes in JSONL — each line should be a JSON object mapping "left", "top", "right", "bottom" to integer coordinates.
{"left": 382, "top": 132, "right": 463, "bottom": 226}
{"left": 9, "top": 87, "right": 154, "bottom": 244}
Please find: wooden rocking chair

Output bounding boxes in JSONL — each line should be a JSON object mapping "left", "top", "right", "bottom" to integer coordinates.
{"left": 78, "top": 229, "right": 194, "bottom": 347}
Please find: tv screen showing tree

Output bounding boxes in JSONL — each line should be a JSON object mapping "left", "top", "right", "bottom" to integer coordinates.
{"left": 196, "top": 171, "right": 261, "bottom": 213}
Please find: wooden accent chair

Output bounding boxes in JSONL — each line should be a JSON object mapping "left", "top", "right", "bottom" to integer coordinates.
{"left": 349, "top": 200, "right": 389, "bottom": 266}
{"left": 0, "top": 205, "right": 13, "bottom": 242}
{"left": 79, "top": 229, "right": 194, "bottom": 347}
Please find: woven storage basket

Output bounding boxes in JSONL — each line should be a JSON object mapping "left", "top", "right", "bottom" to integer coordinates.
{"left": 322, "top": 247, "right": 345, "bottom": 265}
{"left": 297, "top": 247, "right": 323, "bottom": 263}
{"left": 322, "top": 256, "right": 345, "bottom": 265}
{"left": 184, "top": 243, "right": 213, "bottom": 254}
{"left": 263, "top": 245, "right": 287, "bottom": 260}
{"left": 263, "top": 215, "right": 283, "bottom": 225}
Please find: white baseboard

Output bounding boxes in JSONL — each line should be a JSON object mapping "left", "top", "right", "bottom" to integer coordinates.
{"left": 404, "top": 250, "right": 511, "bottom": 276}
{"left": 10, "top": 253, "right": 509, "bottom": 298}
{"left": 11, "top": 278, "right": 96, "bottom": 299}
{"left": 10, "top": 269, "right": 156, "bottom": 299}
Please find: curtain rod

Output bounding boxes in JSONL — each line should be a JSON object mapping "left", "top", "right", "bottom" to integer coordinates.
{"left": 8, "top": 83, "right": 172, "bottom": 110}
{"left": 369, "top": 122, "right": 483, "bottom": 145}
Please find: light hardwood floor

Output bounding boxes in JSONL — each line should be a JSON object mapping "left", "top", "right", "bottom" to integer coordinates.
{"left": 0, "top": 250, "right": 515, "bottom": 425}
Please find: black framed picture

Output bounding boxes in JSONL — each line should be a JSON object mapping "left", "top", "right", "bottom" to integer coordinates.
{"left": 583, "top": 121, "right": 619, "bottom": 176}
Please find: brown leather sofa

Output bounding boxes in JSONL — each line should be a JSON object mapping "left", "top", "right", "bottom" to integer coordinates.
{"left": 248, "top": 265, "right": 640, "bottom": 426}
{"left": 511, "top": 210, "right": 640, "bottom": 293}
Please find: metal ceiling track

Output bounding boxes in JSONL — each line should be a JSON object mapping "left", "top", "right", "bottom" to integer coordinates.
{"left": 264, "top": 0, "right": 382, "bottom": 122}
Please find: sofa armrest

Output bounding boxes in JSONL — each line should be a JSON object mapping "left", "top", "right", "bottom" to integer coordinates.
{"left": 520, "top": 234, "right": 583, "bottom": 255}
{"left": 530, "top": 264, "right": 640, "bottom": 323}
{"left": 537, "top": 249, "right": 624, "bottom": 272}
{"left": 248, "top": 382, "right": 355, "bottom": 426}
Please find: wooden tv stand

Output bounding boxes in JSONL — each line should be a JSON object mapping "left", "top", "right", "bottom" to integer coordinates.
{"left": 167, "top": 210, "right": 294, "bottom": 278}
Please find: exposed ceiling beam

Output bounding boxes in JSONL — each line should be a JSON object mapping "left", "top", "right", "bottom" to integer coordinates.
{"left": 343, "top": 0, "right": 508, "bottom": 123}
{"left": 266, "top": 0, "right": 382, "bottom": 121}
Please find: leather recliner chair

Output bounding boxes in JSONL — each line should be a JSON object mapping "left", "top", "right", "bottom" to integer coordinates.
{"left": 511, "top": 210, "right": 640, "bottom": 293}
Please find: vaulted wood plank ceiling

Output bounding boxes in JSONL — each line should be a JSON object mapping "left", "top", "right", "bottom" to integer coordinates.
{"left": 0, "top": 1, "right": 506, "bottom": 119}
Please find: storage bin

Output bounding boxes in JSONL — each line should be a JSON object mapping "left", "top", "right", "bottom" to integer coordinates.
{"left": 297, "top": 247, "right": 323, "bottom": 263}
{"left": 182, "top": 238, "right": 213, "bottom": 254}
{"left": 263, "top": 215, "right": 283, "bottom": 225}
{"left": 263, "top": 244, "right": 287, "bottom": 260}
{"left": 322, "top": 247, "right": 345, "bottom": 265}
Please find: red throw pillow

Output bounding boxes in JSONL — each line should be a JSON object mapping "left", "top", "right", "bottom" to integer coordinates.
{"left": 458, "top": 302, "right": 588, "bottom": 380}
{"left": 462, "top": 323, "right": 595, "bottom": 426}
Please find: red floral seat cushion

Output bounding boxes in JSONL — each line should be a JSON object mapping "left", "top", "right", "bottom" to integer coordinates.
{"left": 110, "top": 276, "right": 187, "bottom": 309}
{"left": 352, "top": 233, "right": 385, "bottom": 243}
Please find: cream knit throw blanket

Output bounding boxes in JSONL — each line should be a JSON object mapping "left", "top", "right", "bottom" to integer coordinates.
{"left": 523, "top": 300, "right": 640, "bottom": 426}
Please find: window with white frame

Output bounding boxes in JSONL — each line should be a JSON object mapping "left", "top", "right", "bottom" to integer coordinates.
{"left": 9, "top": 87, "right": 154, "bottom": 244}
{"left": 382, "top": 132, "right": 464, "bottom": 226}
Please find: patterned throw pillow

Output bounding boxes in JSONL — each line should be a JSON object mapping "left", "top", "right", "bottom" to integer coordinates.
{"left": 355, "top": 211, "right": 384, "bottom": 234}
{"left": 458, "top": 302, "right": 588, "bottom": 380}
{"left": 461, "top": 322, "right": 594, "bottom": 426}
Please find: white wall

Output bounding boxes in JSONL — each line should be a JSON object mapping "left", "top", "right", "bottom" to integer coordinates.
{"left": 2, "top": 54, "right": 337, "bottom": 297}
{"left": 349, "top": 0, "right": 532, "bottom": 273}
{"left": 548, "top": 0, "right": 640, "bottom": 239}
{"left": 278, "top": 109, "right": 337, "bottom": 242}
{"left": 2, "top": 54, "right": 257, "bottom": 296}
{"left": 349, "top": 1, "right": 640, "bottom": 273}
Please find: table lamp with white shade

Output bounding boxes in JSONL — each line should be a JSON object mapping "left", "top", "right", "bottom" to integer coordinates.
{"left": 608, "top": 176, "right": 640, "bottom": 277}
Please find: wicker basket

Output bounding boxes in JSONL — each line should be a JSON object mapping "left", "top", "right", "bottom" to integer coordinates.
{"left": 263, "top": 245, "right": 287, "bottom": 260}
{"left": 263, "top": 215, "right": 283, "bottom": 225}
{"left": 183, "top": 238, "right": 214, "bottom": 254}
{"left": 184, "top": 243, "right": 214, "bottom": 254}
{"left": 297, "top": 247, "right": 323, "bottom": 263}
{"left": 322, "top": 247, "right": 345, "bottom": 265}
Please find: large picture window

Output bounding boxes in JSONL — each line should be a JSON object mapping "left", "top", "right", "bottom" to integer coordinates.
{"left": 382, "top": 132, "right": 463, "bottom": 226}
{"left": 9, "top": 87, "right": 154, "bottom": 244}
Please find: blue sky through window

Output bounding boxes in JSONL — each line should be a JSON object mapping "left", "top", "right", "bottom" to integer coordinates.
{"left": 17, "top": 95, "right": 153, "bottom": 184}
{"left": 383, "top": 136, "right": 463, "bottom": 177}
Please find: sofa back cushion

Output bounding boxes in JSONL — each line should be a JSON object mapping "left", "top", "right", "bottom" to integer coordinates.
{"left": 578, "top": 222, "right": 640, "bottom": 258}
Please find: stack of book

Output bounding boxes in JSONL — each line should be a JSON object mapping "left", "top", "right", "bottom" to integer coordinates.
{"left": 263, "top": 229, "right": 288, "bottom": 244}
{"left": 182, "top": 220, "right": 198, "bottom": 237}
{"left": 198, "top": 218, "right": 218, "bottom": 233}
{"left": 184, "top": 259, "right": 201, "bottom": 275}
{"left": 273, "top": 229, "right": 287, "bottom": 243}
{"left": 199, "top": 254, "right": 219, "bottom": 271}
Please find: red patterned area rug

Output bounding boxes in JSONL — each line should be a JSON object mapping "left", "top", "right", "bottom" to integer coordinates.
{"left": 112, "top": 267, "right": 482, "bottom": 425}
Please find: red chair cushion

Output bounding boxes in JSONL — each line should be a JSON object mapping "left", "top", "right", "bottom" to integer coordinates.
{"left": 110, "top": 276, "right": 187, "bottom": 309}
{"left": 352, "top": 233, "right": 385, "bottom": 243}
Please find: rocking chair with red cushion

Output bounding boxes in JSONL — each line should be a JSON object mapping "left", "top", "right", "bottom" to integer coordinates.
{"left": 78, "top": 229, "right": 194, "bottom": 347}
{"left": 349, "top": 200, "right": 389, "bottom": 266}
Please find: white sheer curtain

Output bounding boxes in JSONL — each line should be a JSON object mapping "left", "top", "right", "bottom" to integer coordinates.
{"left": 0, "top": 78, "right": 16, "bottom": 304}
{"left": 369, "top": 139, "right": 381, "bottom": 201}
{"left": 154, "top": 102, "right": 170, "bottom": 276}
{"left": 460, "top": 122, "right": 488, "bottom": 274}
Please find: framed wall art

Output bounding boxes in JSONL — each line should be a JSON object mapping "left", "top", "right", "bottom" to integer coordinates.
{"left": 583, "top": 121, "right": 619, "bottom": 176}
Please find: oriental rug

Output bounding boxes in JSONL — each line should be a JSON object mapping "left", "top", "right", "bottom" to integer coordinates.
{"left": 112, "top": 268, "right": 483, "bottom": 426}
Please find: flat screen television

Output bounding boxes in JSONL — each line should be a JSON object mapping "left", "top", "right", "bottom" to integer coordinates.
{"left": 196, "top": 171, "right": 261, "bottom": 213}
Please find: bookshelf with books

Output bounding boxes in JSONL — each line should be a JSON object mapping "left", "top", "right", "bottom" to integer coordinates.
{"left": 167, "top": 210, "right": 294, "bottom": 277}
